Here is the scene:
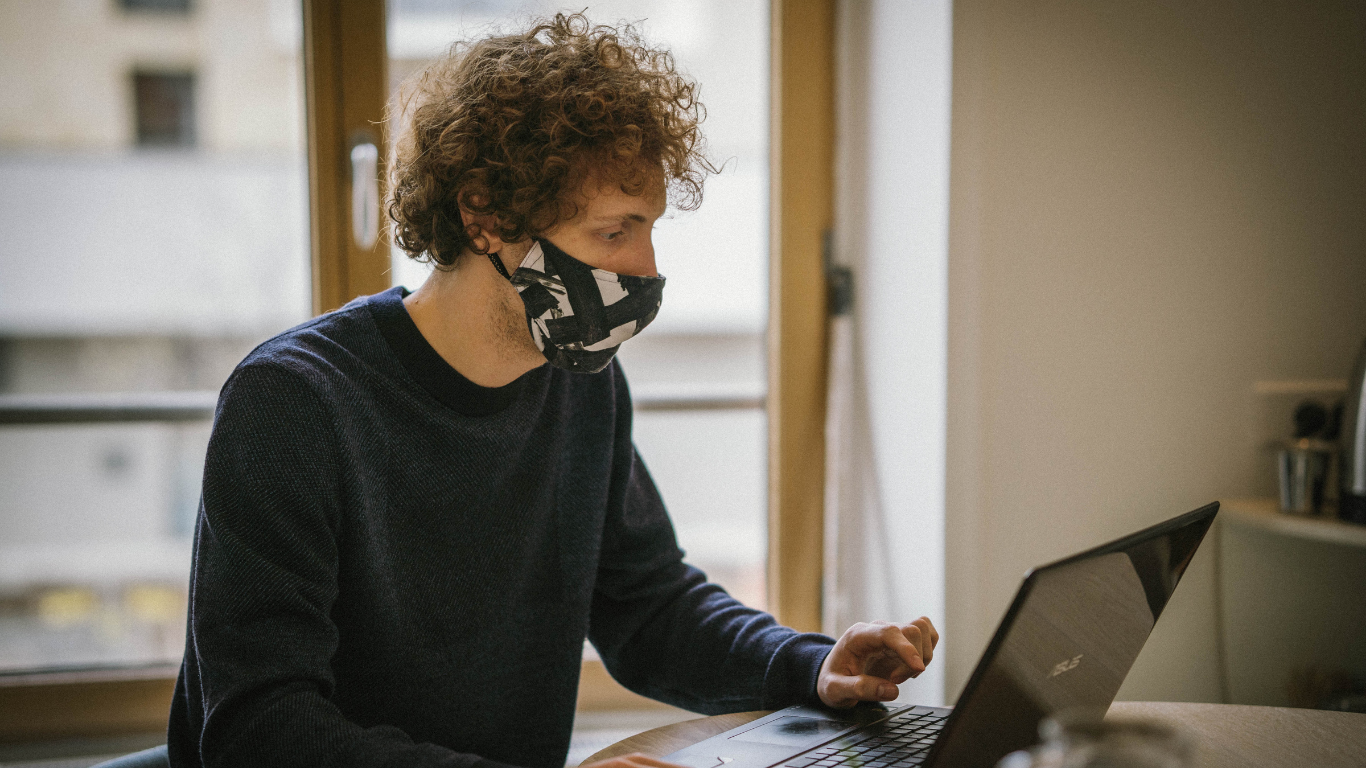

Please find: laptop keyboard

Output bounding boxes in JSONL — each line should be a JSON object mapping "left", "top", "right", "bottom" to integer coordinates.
{"left": 780, "top": 710, "right": 948, "bottom": 768}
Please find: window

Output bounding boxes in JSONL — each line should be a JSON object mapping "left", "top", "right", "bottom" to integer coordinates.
{"left": 0, "top": 0, "right": 309, "bottom": 676}
{"left": 0, "top": 0, "right": 835, "bottom": 745}
{"left": 119, "top": 0, "right": 192, "bottom": 13}
{"left": 133, "top": 70, "right": 197, "bottom": 148}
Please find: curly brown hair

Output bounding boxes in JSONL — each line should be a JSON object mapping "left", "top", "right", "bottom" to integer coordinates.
{"left": 388, "top": 12, "right": 714, "bottom": 267}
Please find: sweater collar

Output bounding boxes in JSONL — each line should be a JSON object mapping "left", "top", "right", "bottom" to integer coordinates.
{"left": 367, "top": 286, "right": 527, "bottom": 417}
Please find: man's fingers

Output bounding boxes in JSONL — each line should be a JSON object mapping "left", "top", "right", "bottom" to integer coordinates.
{"left": 625, "top": 756, "right": 686, "bottom": 768}
{"left": 915, "top": 616, "right": 939, "bottom": 651}
{"left": 836, "top": 621, "right": 933, "bottom": 677}
{"left": 584, "top": 753, "right": 692, "bottom": 768}
{"left": 819, "top": 618, "right": 940, "bottom": 709}
{"left": 876, "top": 623, "right": 926, "bottom": 676}
{"left": 822, "top": 672, "right": 899, "bottom": 708}
{"left": 633, "top": 754, "right": 693, "bottom": 768}
{"left": 911, "top": 617, "right": 936, "bottom": 665}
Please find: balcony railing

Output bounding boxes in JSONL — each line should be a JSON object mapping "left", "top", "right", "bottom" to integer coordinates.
{"left": 0, "top": 385, "right": 764, "bottom": 425}
{"left": 0, "top": 391, "right": 221, "bottom": 425}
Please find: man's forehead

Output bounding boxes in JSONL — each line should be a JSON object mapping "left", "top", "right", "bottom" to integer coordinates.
{"left": 579, "top": 182, "right": 668, "bottom": 224}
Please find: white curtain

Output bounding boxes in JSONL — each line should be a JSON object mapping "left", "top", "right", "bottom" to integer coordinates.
{"left": 823, "top": 0, "right": 953, "bottom": 706}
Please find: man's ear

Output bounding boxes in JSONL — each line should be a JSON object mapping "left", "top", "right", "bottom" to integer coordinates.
{"left": 457, "top": 197, "right": 507, "bottom": 255}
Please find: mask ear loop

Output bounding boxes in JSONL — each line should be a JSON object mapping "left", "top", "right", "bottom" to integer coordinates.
{"left": 485, "top": 252, "right": 513, "bottom": 281}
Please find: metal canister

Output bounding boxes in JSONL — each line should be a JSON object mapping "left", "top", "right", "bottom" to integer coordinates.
{"left": 1340, "top": 338, "right": 1366, "bottom": 524}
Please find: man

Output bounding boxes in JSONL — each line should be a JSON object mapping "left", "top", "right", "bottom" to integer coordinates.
{"left": 167, "top": 14, "right": 937, "bottom": 768}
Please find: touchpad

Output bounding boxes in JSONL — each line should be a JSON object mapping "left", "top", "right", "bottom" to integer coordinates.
{"left": 728, "top": 717, "right": 849, "bottom": 748}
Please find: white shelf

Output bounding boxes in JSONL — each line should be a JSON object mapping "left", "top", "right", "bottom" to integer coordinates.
{"left": 1220, "top": 497, "right": 1366, "bottom": 549}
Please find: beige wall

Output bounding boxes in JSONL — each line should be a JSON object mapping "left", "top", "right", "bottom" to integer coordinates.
{"left": 946, "top": 0, "right": 1366, "bottom": 703}
{"left": 0, "top": 0, "right": 300, "bottom": 151}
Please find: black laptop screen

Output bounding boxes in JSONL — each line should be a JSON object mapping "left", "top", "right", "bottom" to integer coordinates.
{"left": 927, "top": 503, "right": 1217, "bottom": 768}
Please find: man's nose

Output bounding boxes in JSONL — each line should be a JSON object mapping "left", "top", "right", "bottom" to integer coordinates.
{"left": 629, "top": 239, "right": 658, "bottom": 278}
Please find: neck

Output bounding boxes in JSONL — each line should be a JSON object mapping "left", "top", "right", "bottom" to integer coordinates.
{"left": 403, "top": 252, "right": 544, "bottom": 388}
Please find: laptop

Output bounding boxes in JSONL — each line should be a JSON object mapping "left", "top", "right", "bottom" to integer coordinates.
{"left": 666, "top": 502, "right": 1219, "bottom": 768}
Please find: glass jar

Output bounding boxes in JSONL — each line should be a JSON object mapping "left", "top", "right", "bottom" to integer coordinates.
{"left": 996, "top": 711, "right": 1193, "bottom": 768}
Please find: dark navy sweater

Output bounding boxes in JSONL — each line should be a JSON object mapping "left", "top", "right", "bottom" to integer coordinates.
{"left": 168, "top": 287, "right": 835, "bottom": 768}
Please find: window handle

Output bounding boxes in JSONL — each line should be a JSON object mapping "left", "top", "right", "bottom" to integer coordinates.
{"left": 350, "top": 139, "right": 380, "bottom": 250}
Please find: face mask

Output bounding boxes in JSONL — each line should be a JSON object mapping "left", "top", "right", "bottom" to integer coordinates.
{"left": 486, "top": 238, "right": 665, "bottom": 374}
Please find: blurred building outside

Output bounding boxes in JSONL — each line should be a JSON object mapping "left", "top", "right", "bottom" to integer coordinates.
{"left": 0, "top": 0, "right": 770, "bottom": 680}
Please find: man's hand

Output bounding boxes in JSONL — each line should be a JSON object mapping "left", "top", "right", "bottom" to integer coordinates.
{"left": 817, "top": 618, "right": 939, "bottom": 709}
{"left": 583, "top": 753, "right": 690, "bottom": 768}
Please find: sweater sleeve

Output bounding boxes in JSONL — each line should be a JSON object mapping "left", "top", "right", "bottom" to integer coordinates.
{"left": 170, "top": 361, "right": 516, "bottom": 768}
{"left": 586, "top": 365, "right": 835, "bottom": 715}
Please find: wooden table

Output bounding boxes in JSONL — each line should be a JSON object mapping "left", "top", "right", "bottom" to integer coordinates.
{"left": 584, "top": 702, "right": 1366, "bottom": 768}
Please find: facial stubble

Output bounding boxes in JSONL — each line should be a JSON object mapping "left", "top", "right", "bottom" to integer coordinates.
{"left": 493, "top": 282, "right": 544, "bottom": 367}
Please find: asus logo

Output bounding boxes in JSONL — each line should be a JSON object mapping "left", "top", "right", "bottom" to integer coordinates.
{"left": 1049, "top": 654, "right": 1083, "bottom": 678}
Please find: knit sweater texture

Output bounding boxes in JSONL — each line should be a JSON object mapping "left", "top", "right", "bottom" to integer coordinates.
{"left": 167, "top": 287, "right": 835, "bottom": 768}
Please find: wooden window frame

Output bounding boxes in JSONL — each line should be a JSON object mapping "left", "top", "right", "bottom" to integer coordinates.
{"left": 767, "top": 0, "right": 835, "bottom": 636}
{"left": 305, "top": 0, "right": 391, "bottom": 313}
{"left": 0, "top": 0, "right": 835, "bottom": 740}
{"left": 0, "top": 666, "right": 178, "bottom": 744}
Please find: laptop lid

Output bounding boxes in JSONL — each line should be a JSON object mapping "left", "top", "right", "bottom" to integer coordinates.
{"left": 925, "top": 502, "right": 1219, "bottom": 768}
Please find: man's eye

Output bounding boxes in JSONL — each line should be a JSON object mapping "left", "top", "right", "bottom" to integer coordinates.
{"left": 599, "top": 230, "right": 625, "bottom": 241}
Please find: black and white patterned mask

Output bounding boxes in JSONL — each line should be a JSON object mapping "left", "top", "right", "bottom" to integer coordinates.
{"left": 486, "top": 238, "right": 665, "bottom": 374}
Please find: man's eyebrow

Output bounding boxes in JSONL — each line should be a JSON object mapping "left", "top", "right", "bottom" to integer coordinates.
{"left": 587, "top": 213, "right": 652, "bottom": 225}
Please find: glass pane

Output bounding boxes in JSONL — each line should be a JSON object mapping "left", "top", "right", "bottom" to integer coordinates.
{"left": 386, "top": 1, "right": 770, "bottom": 610}
{"left": 0, "top": 0, "right": 310, "bottom": 672}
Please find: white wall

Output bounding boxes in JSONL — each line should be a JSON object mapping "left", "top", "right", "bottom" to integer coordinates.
{"left": 946, "top": 0, "right": 1366, "bottom": 703}
{"left": 828, "top": 0, "right": 953, "bottom": 706}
